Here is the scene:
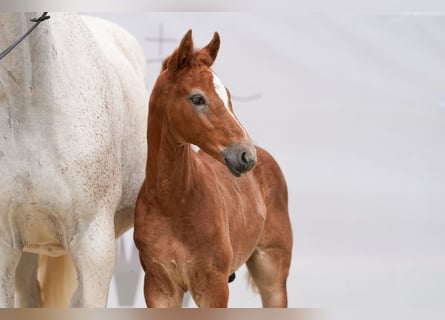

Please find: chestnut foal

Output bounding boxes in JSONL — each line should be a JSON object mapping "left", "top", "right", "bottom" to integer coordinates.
{"left": 134, "top": 30, "right": 293, "bottom": 308}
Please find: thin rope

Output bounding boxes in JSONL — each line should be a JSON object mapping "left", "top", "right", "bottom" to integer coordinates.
{"left": 0, "top": 12, "right": 50, "bottom": 61}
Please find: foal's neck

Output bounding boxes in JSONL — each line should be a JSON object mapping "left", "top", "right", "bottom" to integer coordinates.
{"left": 146, "top": 106, "right": 197, "bottom": 201}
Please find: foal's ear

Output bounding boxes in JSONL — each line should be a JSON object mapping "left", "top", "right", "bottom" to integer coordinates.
{"left": 167, "top": 29, "right": 194, "bottom": 72}
{"left": 202, "top": 32, "right": 220, "bottom": 66}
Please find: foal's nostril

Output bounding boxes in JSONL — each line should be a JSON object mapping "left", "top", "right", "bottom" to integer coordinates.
{"left": 223, "top": 144, "right": 257, "bottom": 177}
{"left": 240, "top": 151, "right": 255, "bottom": 170}
{"left": 241, "top": 152, "right": 248, "bottom": 166}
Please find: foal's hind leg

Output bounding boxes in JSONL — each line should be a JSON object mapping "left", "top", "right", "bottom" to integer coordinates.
{"left": 246, "top": 246, "right": 291, "bottom": 307}
{"left": 246, "top": 208, "right": 292, "bottom": 307}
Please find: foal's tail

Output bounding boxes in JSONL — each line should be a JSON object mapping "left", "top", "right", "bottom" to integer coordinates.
{"left": 37, "top": 255, "right": 78, "bottom": 307}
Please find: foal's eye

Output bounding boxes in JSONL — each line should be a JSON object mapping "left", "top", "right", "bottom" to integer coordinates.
{"left": 189, "top": 94, "right": 206, "bottom": 106}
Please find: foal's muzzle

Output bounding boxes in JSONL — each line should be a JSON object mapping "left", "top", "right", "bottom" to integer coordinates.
{"left": 222, "top": 142, "right": 257, "bottom": 177}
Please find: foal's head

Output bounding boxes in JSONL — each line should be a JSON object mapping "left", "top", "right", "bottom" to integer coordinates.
{"left": 152, "top": 30, "right": 256, "bottom": 177}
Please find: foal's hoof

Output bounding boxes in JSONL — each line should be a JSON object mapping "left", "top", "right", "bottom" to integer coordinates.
{"left": 228, "top": 272, "right": 236, "bottom": 283}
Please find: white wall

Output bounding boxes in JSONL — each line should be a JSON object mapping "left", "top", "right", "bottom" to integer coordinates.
{"left": 85, "top": 12, "right": 445, "bottom": 307}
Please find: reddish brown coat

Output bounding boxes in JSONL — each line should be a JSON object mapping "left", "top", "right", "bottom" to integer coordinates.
{"left": 134, "top": 30, "right": 292, "bottom": 308}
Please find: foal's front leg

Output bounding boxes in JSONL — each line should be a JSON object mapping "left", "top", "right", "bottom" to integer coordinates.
{"left": 189, "top": 271, "right": 230, "bottom": 308}
{"left": 143, "top": 272, "right": 184, "bottom": 308}
{"left": 68, "top": 213, "right": 116, "bottom": 307}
